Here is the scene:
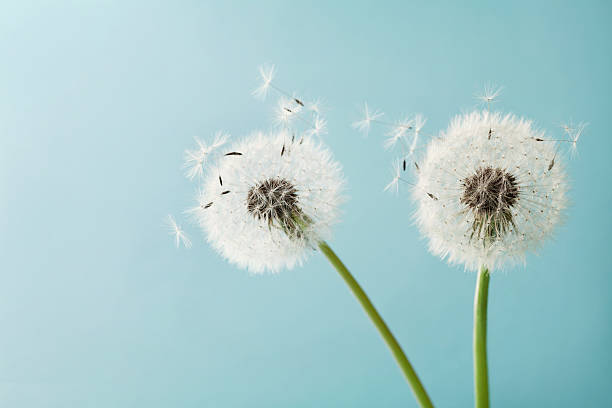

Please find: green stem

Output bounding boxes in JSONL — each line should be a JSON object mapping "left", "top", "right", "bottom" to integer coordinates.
{"left": 474, "top": 266, "right": 490, "bottom": 408}
{"left": 318, "top": 241, "right": 434, "bottom": 408}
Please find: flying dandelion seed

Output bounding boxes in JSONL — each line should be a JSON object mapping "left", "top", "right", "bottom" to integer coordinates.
{"left": 408, "top": 114, "right": 427, "bottom": 157}
{"left": 384, "top": 159, "right": 403, "bottom": 194}
{"left": 252, "top": 63, "right": 276, "bottom": 100}
{"left": 183, "top": 131, "right": 229, "bottom": 180}
{"left": 274, "top": 95, "right": 305, "bottom": 127}
{"left": 562, "top": 121, "right": 587, "bottom": 156}
{"left": 413, "top": 110, "right": 568, "bottom": 271}
{"left": 166, "top": 214, "right": 192, "bottom": 248}
{"left": 352, "top": 102, "right": 384, "bottom": 137}
{"left": 304, "top": 116, "right": 328, "bottom": 138}
{"left": 476, "top": 84, "right": 503, "bottom": 106}
{"left": 191, "top": 130, "right": 344, "bottom": 273}
{"left": 384, "top": 117, "right": 414, "bottom": 150}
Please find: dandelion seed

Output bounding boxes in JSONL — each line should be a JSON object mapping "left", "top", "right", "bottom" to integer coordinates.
{"left": 562, "top": 121, "right": 587, "bottom": 155}
{"left": 183, "top": 132, "right": 229, "bottom": 180}
{"left": 352, "top": 102, "right": 384, "bottom": 137}
{"left": 166, "top": 215, "right": 192, "bottom": 248}
{"left": 192, "top": 130, "right": 345, "bottom": 273}
{"left": 384, "top": 160, "right": 402, "bottom": 194}
{"left": 307, "top": 99, "right": 324, "bottom": 115}
{"left": 408, "top": 114, "right": 427, "bottom": 156}
{"left": 252, "top": 63, "right": 276, "bottom": 100}
{"left": 274, "top": 95, "right": 303, "bottom": 127}
{"left": 384, "top": 117, "right": 413, "bottom": 150}
{"left": 305, "top": 116, "right": 328, "bottom": 138}
{"left": 414, "top": 110, "right": 568, "bottom": 271}
{"left": 476, "top": 84, "right": 503, "bottom": 105}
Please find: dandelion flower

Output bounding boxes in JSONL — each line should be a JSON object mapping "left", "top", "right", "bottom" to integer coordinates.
{"left": 411, "top": 109, "right": 573, "bottom": 407}
{"left": 192, "top": 130, "right": 344, "bottom": 273}
{"left": 414, "top": 110, "right": 568, "bottom": 271}
{"left": 187, "top": 65, "right": 435, "bottom": 407}
{"left": 166, "top": 214, "right": 192, "bottom": 248}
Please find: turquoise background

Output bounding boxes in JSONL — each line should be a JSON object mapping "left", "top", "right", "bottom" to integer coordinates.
{"left": 1, "top": 1, "right": 610, "bottom": 407}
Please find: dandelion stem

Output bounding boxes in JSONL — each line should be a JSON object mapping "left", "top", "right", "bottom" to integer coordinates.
{"left": 474, "top": 266, "right": 490, "bottom": 408}
{"left": 318, "top": 241, "right": 434, "bottom": 408}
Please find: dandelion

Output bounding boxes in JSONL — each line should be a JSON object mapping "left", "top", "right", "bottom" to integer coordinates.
{"left": 166, "top": 214, "right": 192, "bottom": 248}
{"left": 414, "top": 110, "right": 567, "bottom": 271}
{"left": 192, "top": 130, "right": 343, "bottom": 273}
{"left": 352, "top": 102, "right": 384, "bottom": 137}
{"left": 189, "top": 127, "right": 433, "bottom": 407}
{"left": 413, "top": 109, "right": 570, "bottom": 407}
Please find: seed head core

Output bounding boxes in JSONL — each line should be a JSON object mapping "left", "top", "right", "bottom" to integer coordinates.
{"left": 247, "top": 177, "right": 305, "bottom": 238}
{"left": 461, "top": 166, "right": 519, "bottom": 241}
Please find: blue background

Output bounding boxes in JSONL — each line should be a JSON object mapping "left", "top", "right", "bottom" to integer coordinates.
{"left": 1, "top": 1, "right": 610, "bottom": 407}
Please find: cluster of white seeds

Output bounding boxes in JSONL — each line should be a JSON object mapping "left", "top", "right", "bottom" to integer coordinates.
{"left": 170, "top": 65, "right": 344, "bottom": 273}
{"left": 357, "top": 88, "right": 583, "bottom": 271}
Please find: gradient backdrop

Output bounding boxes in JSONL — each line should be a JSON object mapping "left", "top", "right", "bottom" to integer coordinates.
{"left": 1, "top": 1, "right": 611, "bottom": 407}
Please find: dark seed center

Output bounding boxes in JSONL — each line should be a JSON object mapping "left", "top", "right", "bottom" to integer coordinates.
{"left": 461, "top": 166, "right": 519, "bottom": 242}
{"left": 461, "top": 166, "right": 519, "bottom": 214}
{"left": 247, "top": 178, "right": 304, "bottom": 237}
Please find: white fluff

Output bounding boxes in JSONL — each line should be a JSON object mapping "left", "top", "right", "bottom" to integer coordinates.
{"left": 192, "top": 130, "right": 345, "bottom": 273}
{"left": 414, "top": 111, "right": 568, "bottom": 271}
{"left": 166, "top": 214, "right": 192, "bottom": 248}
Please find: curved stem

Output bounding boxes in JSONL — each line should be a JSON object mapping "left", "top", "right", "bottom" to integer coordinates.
{"left": 474, "top": 266, "right": 490, "bottom": 408}
{"left": 318, "top": 241, "right": 434, "bottom": 408}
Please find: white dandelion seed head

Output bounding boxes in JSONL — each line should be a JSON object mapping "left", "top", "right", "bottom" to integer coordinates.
{"left": 352, "top": 102, "right": 383, "bottom": 137}
{"left": 252, "top": 63, "right": 276, "bottom": 100}
{"left": 414, "top": 110, "right": 568, "bottom": 271}
{"left": 166, "top": 214, "right": 192, "bottom": 248}
{"left": 193, "top": 130, "right": 345, "bottom": 273}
